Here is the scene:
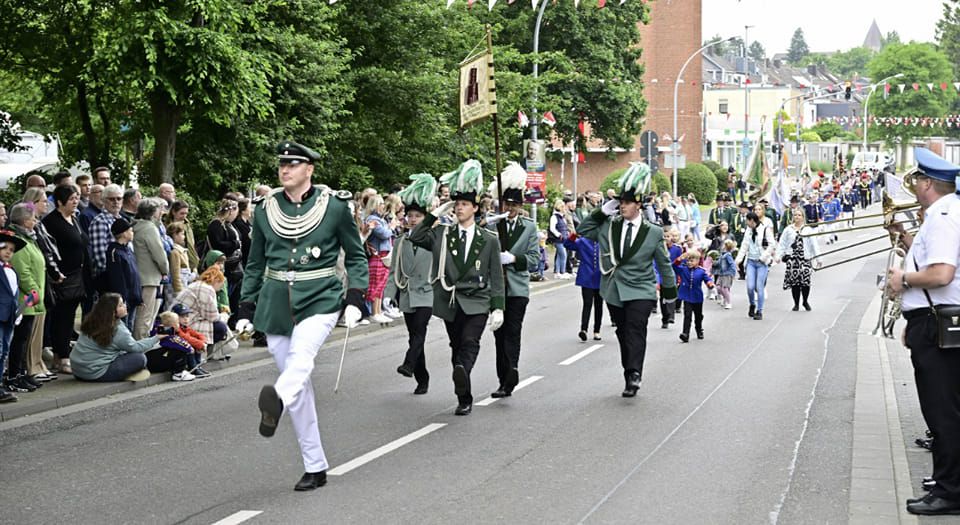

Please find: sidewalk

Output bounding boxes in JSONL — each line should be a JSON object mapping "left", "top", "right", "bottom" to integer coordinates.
{"left": 0, "top": 278, "right": 571, "bottom": 423}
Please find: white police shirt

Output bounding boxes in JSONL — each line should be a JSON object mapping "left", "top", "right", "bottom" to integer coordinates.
{"left": 902, "top": 193, "right": 960, "bottom": 311}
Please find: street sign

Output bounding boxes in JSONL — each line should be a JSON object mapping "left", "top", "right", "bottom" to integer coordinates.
{"left": 664, "top": 154, "right": 686, "bottom": 169}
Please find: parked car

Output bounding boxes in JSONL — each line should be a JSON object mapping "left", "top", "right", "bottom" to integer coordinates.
{"left": 851, "top": 151, "right": 891, "bottom": 172}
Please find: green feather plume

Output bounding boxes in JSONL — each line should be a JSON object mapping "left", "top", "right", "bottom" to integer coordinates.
{"left": 398, "top": 173, "right": 437, "bottom": 207}
{"left": 440, "top": 159, "right": 483, "bottom": 196}
{"left": 617, "top": 162, "right": 652, "bottom": 195}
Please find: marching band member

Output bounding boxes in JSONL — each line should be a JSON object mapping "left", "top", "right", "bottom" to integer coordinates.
{"left": 408, "top": 160, "right": 505, "bottom": 416}
{"left": 385, "top": 174, "right": 438, "bottom": 395}
{"left": 237, "top": 141, "right": 368, "bottom": 492}
{"left": 577, "top": 162, "right": 677, "bottom": 397}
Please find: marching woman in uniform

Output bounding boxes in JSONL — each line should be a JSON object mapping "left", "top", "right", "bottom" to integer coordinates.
{"left": 486, "top": 163, "right": 540, "bottom": 399}
{"left": 236, "top": 141, "right": 368, "bottom": 492}
{"left": 408, "top": 160, "right": 505, "bottom": 416}
{"left": 777, "top": 210, "right": 821, "bottom": 311}
{"left": 577, "top": 163, "right": 677, "bottom": 397}
{"left": 384, "top": 174, "right": 437, "bottom": 395}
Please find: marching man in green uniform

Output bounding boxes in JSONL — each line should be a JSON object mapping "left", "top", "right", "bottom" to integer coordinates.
{"left": 236, "top": 141, "right": 368, "bottom": 492}
{"left": 408, "top": 160, "right": 505, "bottom": 416}
{"left": 486, "top": 162, "right": 540, "bottom": 398}
{"left": 577, "top": 162, "right": 677, "bottom": 397}
{"left": 384, "top": 174, "right": 437, "bottom": 395}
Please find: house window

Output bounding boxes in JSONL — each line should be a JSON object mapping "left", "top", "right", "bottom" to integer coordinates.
{"left": 719, "top": 99, "right": 728, "bottom": 114}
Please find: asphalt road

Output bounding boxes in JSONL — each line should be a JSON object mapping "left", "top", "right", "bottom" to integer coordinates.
{"left": 0, "top": 241, "right": 888, "bottom": 525}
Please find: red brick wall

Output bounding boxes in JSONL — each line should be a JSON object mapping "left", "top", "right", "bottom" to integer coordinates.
{"left": 546, "top": 0, "right": 703, "bottom": 193}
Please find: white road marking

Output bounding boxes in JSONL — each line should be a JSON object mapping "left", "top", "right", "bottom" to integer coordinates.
{"left": 475, "top": 375, "right": 544, "bottom": 406}
{"left": 559, "top": 344, "right": 604, "bottom": 366}
{"left": 328, "top": 423, "right": 446, "bottom": 476}
{"left": 211, "top": 510, "right": 262, "bottom": 525}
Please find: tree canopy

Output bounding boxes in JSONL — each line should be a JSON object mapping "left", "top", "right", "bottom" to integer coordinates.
{"left": 787, "top": 28, "right": 809, "bottom": 64}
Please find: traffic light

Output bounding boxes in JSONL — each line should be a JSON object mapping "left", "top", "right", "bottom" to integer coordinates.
{"left": 844, "top": 81, "right": 852, "bottom": 100}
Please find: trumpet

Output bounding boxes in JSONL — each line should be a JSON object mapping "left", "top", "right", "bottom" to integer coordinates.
{"left": 874, "top": 233, "right": 906, "bottom": 338}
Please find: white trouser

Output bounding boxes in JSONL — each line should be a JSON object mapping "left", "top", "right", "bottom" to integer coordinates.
{"left": 266, "top": 312, "right": 339, "bottom": 473}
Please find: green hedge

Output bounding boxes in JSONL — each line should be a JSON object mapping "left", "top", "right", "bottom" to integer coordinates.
{"left": 599, "top": 168, "right": 625, "bottom": 193}
{"left": 677, "top": 163, "right": 716, "bottom": 205}
{"left": 652, "top": 172, "right": 671, "bottom": 194}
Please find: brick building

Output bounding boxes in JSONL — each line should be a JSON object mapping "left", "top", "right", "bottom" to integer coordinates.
{"left": 546, "top": 0, "right": 703, "bottom": 195}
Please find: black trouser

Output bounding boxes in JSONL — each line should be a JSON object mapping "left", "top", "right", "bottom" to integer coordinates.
{"left": 681, "top": 301, "right": 704, "bottom": 336}
{"left": 494, "top": 296, "right": 529, "bottom": 389}
{"left": 6, "top": 315, "right": 34, "bottom": 377}
{"left": 790, "top": 285, "right": 810, "bottom": 307}
{"left": 858, "top": 188, "right": 870, "bottom": 209}
{"left": 660, "top": 296, "right": 676, "bottom": 325}
{"left": 402, "top": 307, "right": 433, "bottom": 386}
{"left": 50, "top": 298, "right": 81, "bottom": 359}
{"left": 580, "top": 288, "right": 603, "bottom": 333}
{"left": 607, "top": 299, "right": 655, "bottom": 380}
{"left": 905, "top": 313, "right": 960, "bottom": 501}
{"left": 443, "top": 307, "right": 488, "bottom": 405}
{"left": 145, "top": 349, "right": 188, "bottom": 374}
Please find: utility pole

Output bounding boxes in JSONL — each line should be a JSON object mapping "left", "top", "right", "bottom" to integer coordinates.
{"left": 529, "top": 0, "right": 549, "bottom": 224}
{"left": 742, "top": 25, "right": 754, "bottom": 176}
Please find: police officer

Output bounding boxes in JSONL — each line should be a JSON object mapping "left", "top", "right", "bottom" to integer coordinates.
{"left": 486, "top": 163, "right": 540, "bottom": 398}
{"left": 236, "top": 141, "right": 368, "bottom": 492}
{"left": 577, "top": 162, "right": 677, "bottom": 397}
{"left": 887, "top": 148, "right": 960, "bottom": 515}
{"left": 408, "top": 160, "right": 505, "bottom": 416}
{"left": 385, "top": 174, "right": 437, "bottom": 395}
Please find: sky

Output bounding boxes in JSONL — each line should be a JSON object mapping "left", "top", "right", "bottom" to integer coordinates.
{"left": 702, "top": 0, "right": 945, "bottom": 55}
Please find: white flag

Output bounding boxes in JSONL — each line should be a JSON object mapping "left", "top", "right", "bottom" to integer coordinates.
{"left": 954, "top": 82, "right": 960, "bottom": 92}
{"left": 898, "top": 84, "right": 905, "bottom": 93}
{"left": 532, "top": 0, "right": 538, "bottom": 9}
{"left": 488, "top": 0, "right": 497, "bottom": 9}
{"left": 574, "top": 0, "right": 580, "bottom": 6}
{"left": 927, "top": 83, "right": 935, "bottom": 92}
{"left": 447, "top": 0, "right": 456, "bottom": 7}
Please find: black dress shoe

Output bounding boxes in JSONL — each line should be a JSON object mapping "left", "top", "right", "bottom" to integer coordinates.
{"left": 622, "top": 372, "right": 640, "bottom": 397}
{"left": 396, "top": 364, "right": 414, "bottom": 378}
{"left": 661, "top": 323, "right": 669, "bottom": 329}
{"left": 803, "top": 302, "right": 811, "bottom": 311}
{"left": 294, "top": 471, "right": 327, "bottom": 491}
{"left": 908, "top": 494, "right": 931, "bottom": 505}
{"left": 696, "top": 331, "right": 704, "bottom": 340}
{"left": 504, "top": 367, "right": 519, "bottom": 393}
{"left": 452, "top": 365, "right": 469, "bottom": 397}
{"left": 792, "top": 305, "right": 799, "bottom": 311}
{"left": 679, "top": 333, "right": 689, "bottom": 343}
{"left": 753, "top": 311, "right": 763, "bottom": 320}
{"left": 454, "top": 403, "right": 472, "bottom": 415}
{"left": 490, "top": 389, "right": 511, "bottom": 398}
{"left": 413, "top": 384, "right": 428, "bottom": 395}
{"left": 578, "top": 330, "right": 587, "bottom": 342}
{"left": 258, "top": 385, "right": 283, "bottom": 438}
{"left": 748, "top": 304, "right": 755, "bottom": 318}
{"left": 906, "top": 495, "right": 960, "bottom": 515}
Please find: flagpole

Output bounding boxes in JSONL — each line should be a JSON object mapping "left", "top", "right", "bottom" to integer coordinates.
{"left": 487, "top": 26, "right": 504, "bottom": 213}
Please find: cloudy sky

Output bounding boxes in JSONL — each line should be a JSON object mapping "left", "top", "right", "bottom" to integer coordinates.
{"left": 702, "top": 0, "right": 945, "bottom": 55}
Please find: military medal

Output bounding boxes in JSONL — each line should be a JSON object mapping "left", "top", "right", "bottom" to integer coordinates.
{"left": 452, "top": 250, "right": 458, "bottom": 257}
{"left": 300, "top": 255, "right": 310, "bottom": 265}
{"left": 311, "top": 246, "right": 321, "bottom": 258}
{"left": 475, "top": 260, "right": 481, "bottom": 271}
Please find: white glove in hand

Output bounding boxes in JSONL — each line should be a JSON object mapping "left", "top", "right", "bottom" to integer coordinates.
{"left": 236, "top": 319, "right": 254, "bottom": 335}
{"left": 433, "top": 201, "right": 455, "bottom": 218}
{"left": 601, "top": 199, "right": 621, "bottom": 216}
{"left": 344, "top": 305, "right": 363, "bottom": 328}
{"left": 382, "top": 298, "right": 394, "bottom": 310}
{"left": 488, "top": 309, "right": 504, "bottom": 332}
{"left": 499, "top": 251, "right": 516, "bottom": 265}
{"left": 485, "top": 211, "right": 510, "bottom": 226}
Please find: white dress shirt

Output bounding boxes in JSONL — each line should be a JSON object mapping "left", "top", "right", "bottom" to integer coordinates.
{"left": 902, "top": 193, "right": 960, "bottom": 311}
{"left": 619, "top": 215, "right": 644, "bottom": 255}
{"left": 458, "top": 225, "right": 475, "bottom": 258}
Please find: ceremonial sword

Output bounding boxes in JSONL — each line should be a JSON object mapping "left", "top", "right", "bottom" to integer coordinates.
{"left": 334, "top": 325, "right": 349, "bottom": 393}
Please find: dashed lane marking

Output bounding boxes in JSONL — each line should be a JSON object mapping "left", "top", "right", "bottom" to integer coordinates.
{"left": 475, "top": 375, "right": 544, "bottom": 406}
{"left": 211, "top": 510, "right": 263, "bottom": 525}
{"left": 559, "top": 344, "right": 604, "bottom": 366}
{"left": 328, "top": 423, "right": 446, "bottom": 476}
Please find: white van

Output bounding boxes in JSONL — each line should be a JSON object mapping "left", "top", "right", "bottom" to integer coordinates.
{"left": 851, "top": 151, "right": 891, "bottom": 172}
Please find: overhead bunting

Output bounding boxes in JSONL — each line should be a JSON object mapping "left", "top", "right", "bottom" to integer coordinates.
{"left": 451, "top": 0, "right": 628, "bottom": 8}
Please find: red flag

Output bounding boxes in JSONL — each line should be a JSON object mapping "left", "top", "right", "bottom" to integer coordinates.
{"left": 941, "top": 82, "right": 949, "bottom": 92}
{"left": 598, "top": 0, "right": 606, "bottom": 6}
{"left": 542, "top": 111, "right": 556, "bottom": 127}
{"left": 518, "top": 110, "right": 529, "bottom": 128}
{"left": 578, "top": 151, "right": 586, "bottom": 164}
{"left": 577, "top": 117, "right": 586, "bottom": 136}
{"left": 912, "top": 83, "right": 920, "bottom": 91}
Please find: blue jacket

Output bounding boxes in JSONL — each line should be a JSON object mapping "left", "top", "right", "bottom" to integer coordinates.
{"left": 714, "top": 252, "right": 737, "bottom": 277}
{"left": 105, "top": 242, "right": 143, "bottom": 308}
{"left": 563, "top": 236, "right": 600, "bottom": 289}
{"left": 673, "top": 260, "right": 714, "bottom": 303}
{"left": 365, "top": 214, "right": 394, "bottom": 253}
{"left": 0, "top": 265, "right": 19, "bottom": 325}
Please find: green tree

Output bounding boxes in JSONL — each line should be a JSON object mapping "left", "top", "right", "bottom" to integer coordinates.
{"left": 677, "top": 163, "right": 715, "bottom": 205}
{"left": 809, "top": 121, "right": 844, "bottom": 141}
{"left": 824, "top": 47, "right": 875, "bottom": 79}
{"left": 787, "top": 28, "right": 809, "bottom": 64}
{"left": 867, "top": 42, "right": 957, "bottom": 161}
{"left": 937, "top": 0, "right": 960, "bottom": 74}
{"left": 882, "top": 31, "right": 901, "bottom": 48}
{"left": 748, "top": 41, "right": 766, "bottom": 62}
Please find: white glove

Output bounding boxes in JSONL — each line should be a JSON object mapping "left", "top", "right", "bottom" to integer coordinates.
{"left": 499, "top": 251, "right": 516, "bottom": 265}
{"left": 236, "top": 319, "right": 254, "bottom": 335}
{"left": 488, "top": 309, "right": 504, "bottom": 332}
{"left": 382, "top": 297, "right": 394, "bottom": 310}
{"left": 433, "top": 201, "right": 455, "bottom": 218}
{"left": 485, "top": 211, "right": 510, "bottom": 226}
{"left": 601, "top": 199, "right": 621, "bottom": 216}
{"left": 344, "top": 305, "right": 363, "bottom": 328}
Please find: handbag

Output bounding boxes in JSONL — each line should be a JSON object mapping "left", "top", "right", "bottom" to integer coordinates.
{"left": 53, "top": 270, "right": 85, "bottom": 304}
{"left": 921, "top": 287, "right": 960, "bottom": 349}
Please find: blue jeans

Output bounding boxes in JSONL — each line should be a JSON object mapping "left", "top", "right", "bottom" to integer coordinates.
{"left": 86, "top": 353, "right": 148, "bottom": 382}
{"left": 745, "top": 259, "right": 769, "bottom": 311}
{"left": 554, "top": 243, "right": 567, "bottom": 276}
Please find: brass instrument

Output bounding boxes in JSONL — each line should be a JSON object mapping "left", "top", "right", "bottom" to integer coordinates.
{"left": 874, "top": 233, "right": 907, "bottom": 338}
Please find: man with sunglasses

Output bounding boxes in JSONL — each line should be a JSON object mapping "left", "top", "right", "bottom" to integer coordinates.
{"left": 887, "top": 147, "right": 960, "bottom": 516}
{"left": 89, "top": 184, "right": 127, "bottom": 282}
{"left": 236, "top": 141, "right": 368, "bottom": 492}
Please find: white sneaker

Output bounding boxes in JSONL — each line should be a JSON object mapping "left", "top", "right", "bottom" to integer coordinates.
{"left": 172, "top": 370, "right": 196, "bottom": 382}
{"left": 724, "top": 303, "right": 732, "bottom": 310}
{"left": 359, "top": 319, "right": 371, "bottom": 326}
{"left": 370, "top": 313, "right": 393, "bottom": 324}
{"left": 385, "top": 307, "right": 403, "bottom": 319}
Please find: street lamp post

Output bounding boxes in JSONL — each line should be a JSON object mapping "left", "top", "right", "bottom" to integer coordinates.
{"left": 862, "top": 73, "right": 904, "bottom": 151}
{"left": 672, "top": 36, "right": 735, "bottom": 197}
{"left": 742, "top": 25, "right": 754, "bottom": 177}
{"left": 528, "top": 0, "right": 549, "bottom": 224}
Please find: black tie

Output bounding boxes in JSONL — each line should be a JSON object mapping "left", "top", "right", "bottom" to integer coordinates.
{"left": 460, "top": 229, "right": 468, "bottom": 262}
{"left": 624, "top": 222, "right": 634, "bottom": 253}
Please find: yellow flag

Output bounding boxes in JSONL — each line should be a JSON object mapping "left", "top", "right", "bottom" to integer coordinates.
{"left": 459, "top": 52, "right": 497, "bottom": 128}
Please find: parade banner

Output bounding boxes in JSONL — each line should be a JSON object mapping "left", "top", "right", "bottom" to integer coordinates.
{"left": 459, "top": 52, "right": 497, "bottom": 128}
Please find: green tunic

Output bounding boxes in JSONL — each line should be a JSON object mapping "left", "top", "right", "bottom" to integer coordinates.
{"left": 408, "top": 214, "right": 505, "bottom": 322}
{"left": 487, "top": 216, "right": 539, "bottom": 298}
{"left": 240, "top": 185, "right": 368, "bottom": 336}
{"left": 383, "top": 234, "right": 434, "bottom": 313}
{"left": 576, "top": 209, "right": 677, "bottom": 305}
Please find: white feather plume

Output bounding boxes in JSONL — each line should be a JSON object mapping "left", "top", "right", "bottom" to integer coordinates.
{"left": 488, "top": 161, "right": 528, "bottom": 195}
